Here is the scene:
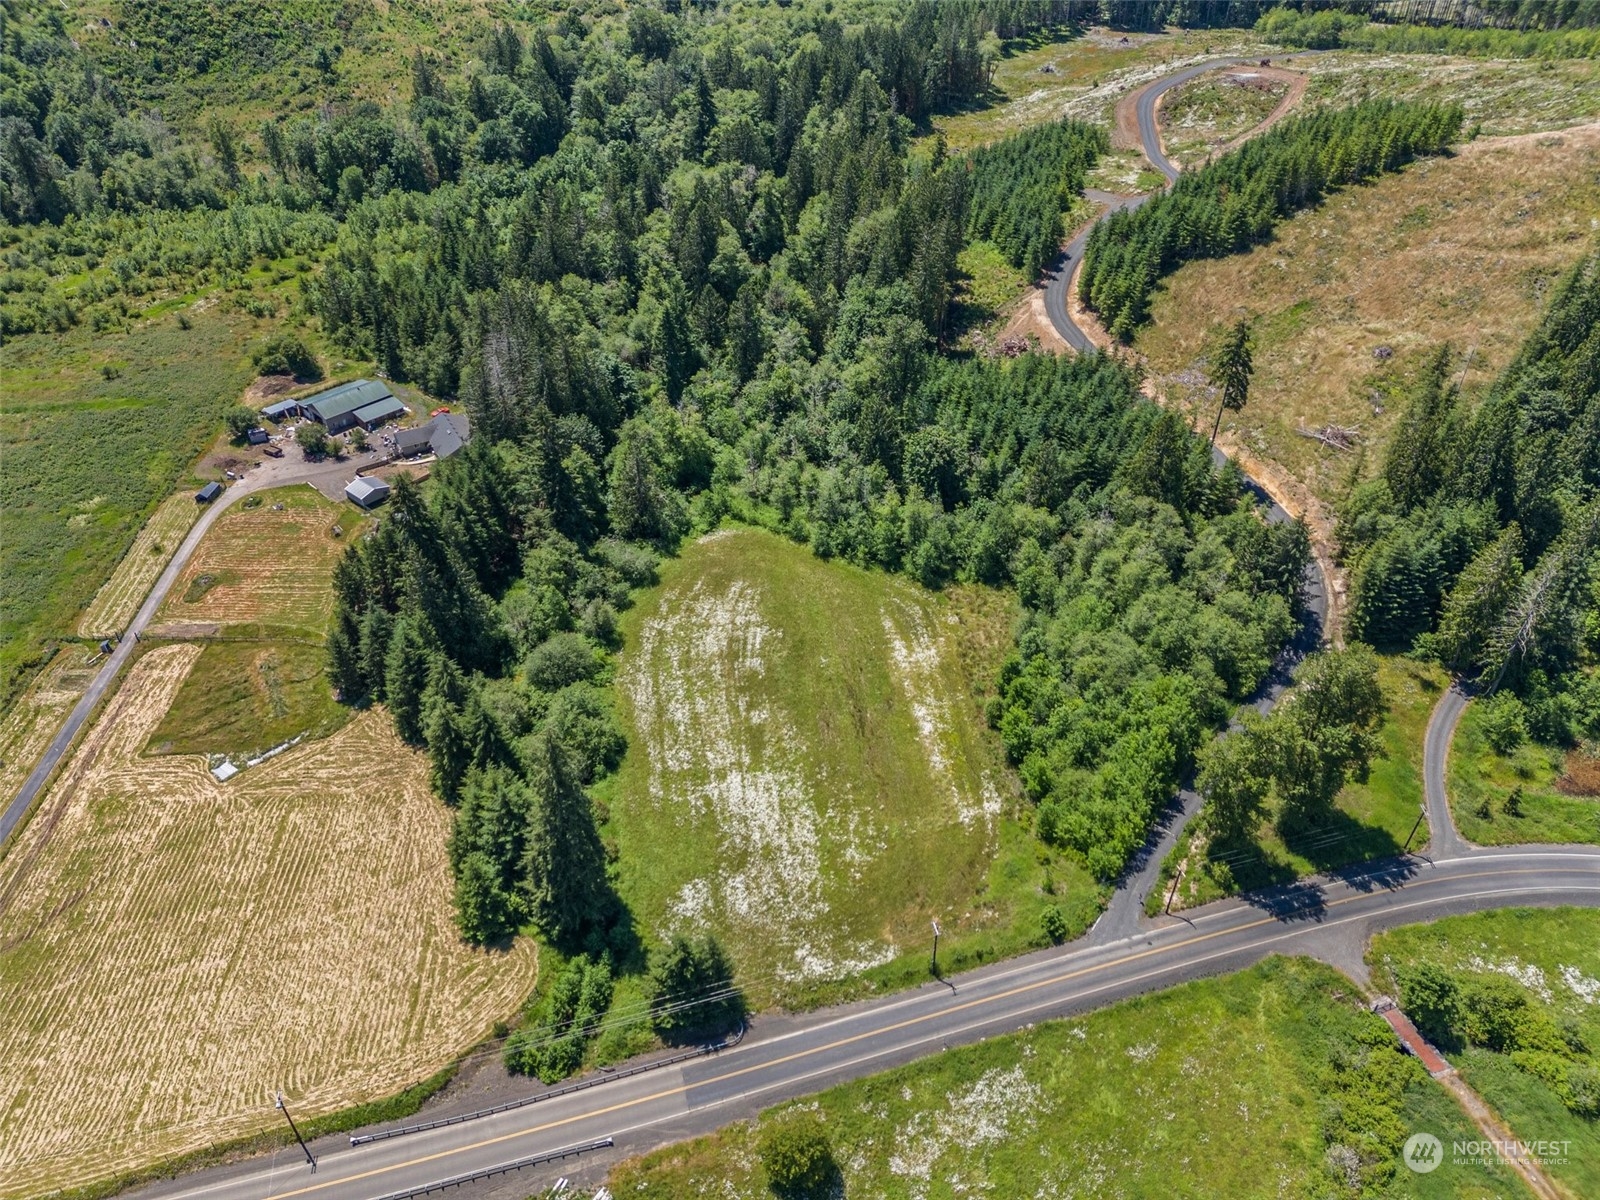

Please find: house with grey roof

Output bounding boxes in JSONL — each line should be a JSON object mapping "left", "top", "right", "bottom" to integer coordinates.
{"left": 393, "top": 412, "right": 473, "bottom": 460}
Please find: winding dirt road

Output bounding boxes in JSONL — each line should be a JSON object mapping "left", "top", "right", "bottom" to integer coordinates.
{"left": 1048, "top": 56, "right": 1331, "bottom": 941}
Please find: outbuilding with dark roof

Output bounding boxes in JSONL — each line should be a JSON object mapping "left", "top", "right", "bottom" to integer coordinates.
{"left": 196, "top": 481, "right": 224, "bottom": 503}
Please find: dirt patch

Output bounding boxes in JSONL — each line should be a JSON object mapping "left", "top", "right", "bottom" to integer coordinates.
{"left": 243, "top": 374, "right": 298, "bottom": 406}
{"left": 366, "top": 460, "right": 432, "bottom": 485}
{"left": 0, "top": 645, "right": 538, "bottom": 1198}
{"left": 195, "top": 444, "right": 275, "bottom": 481}
{"left": 995, "top": 290, "right": 1068, "bottom": 353}
{"left": 1557, "top": 753, "right": 1600, "bottom": 798}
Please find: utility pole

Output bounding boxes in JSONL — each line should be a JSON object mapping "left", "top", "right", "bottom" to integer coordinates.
{"left": 930, "top": 920, "right": 942, "bottom": 976}
{"left": 276, "top": 1092, "right": 316, "bottom": 1172}
{"left": 1402, "top": 808, "right": 1426, "bottom": 855}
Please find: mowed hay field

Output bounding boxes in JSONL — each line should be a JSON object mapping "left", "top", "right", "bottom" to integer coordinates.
{"left": 0, "top": 651, "right": 95, "bottom": 804}
{"left": 1139, "top": 124, "right": 1600, "bottom": 508}
{"left": 156, "top": 486, "right": 363, "bottom": 636}
{"left": 0, "top": 645, "right": 538, "bottom": 1197}
{"left": 606, "top": 527, "right": 1090, "bottom": 1005}
{"left": 78, "top": 491, "right": 200, "bottom": 637}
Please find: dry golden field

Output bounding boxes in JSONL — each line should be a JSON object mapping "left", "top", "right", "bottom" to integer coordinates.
{"left": 156, "top": 487, "right": 364, "bottom": 636}
{"left": 0, "top": 645, "right": 539, "bottom": 1198}
{"left": 77, "top": 492, "right": 199, "bottom": 638}
{"left": 1138, "top": 124, "right": 1600, "bottom": 508}
{"left": 0, "top": 652, "right": 95, "bottom": 806}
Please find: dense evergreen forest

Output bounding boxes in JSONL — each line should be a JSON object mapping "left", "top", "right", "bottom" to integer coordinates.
{"left": 13, "top": 0, "right": 1590, "bottom": 1039}
{"left": 966, "top": 119, "right": 1107, "bottom": 278}
{"left": 1078, "top": 98, "right": 1463, "bottom": 336}
{"left": 296, "top": 2, "right": 1310, "bottom": 960}
{"left": 1341, "top": 250, "right": 1600, "bottom": 742}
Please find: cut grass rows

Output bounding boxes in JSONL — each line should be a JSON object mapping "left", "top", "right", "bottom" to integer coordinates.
{"left": 0, "top": 645, "right": 538, "bottom": 1200}
{"left": 156, "top": 486, "right": 365, "bottom": 638}
{"left": 0, "top": 651, "right": 96, "bottom": 809}
{"left": 77, "top": 492, "right": 200, "bottom": 638}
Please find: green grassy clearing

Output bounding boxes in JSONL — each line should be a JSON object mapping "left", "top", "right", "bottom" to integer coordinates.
{"left": 1450, "top": 704, "right": 1600, "bottom": 847}
{"left": 608, "top": 956, "right": 1525, "bottom": 1199}
{"left": 1160, "top": 72, "right": 1292, "bottom": 164}
{"left": 600, "top": 525, "right": 1097, "bottom": 1010}
{"left": 950, "top": 201, "right": 1089, "bottom": 344}
{"left": 144, "top": 640, "right": 348, "bottom": 762}
{"left": 59, "top": 0, "right": 510, "bottom": 144}
{"left": 1369, "top": 909, "right": 1600, "bottom": 1200}
{"left": 952, "top": 240, "right": 1031, "bottom": 333}
{"left": 1164, "top": 656, "right": 1445, "bottom": 911}
{"left": 0, "top": 304, "right": 261, "bottom": 708}
{"left": 931, "top": 26, "right": 1275, "bottom": 151}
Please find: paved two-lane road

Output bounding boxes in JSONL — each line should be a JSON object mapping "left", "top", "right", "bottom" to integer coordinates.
{"left": 130, "top": 847, "right": 1600, "bottom": 1200}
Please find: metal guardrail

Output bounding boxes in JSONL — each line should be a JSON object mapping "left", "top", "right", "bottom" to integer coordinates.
{"left": 366, "top": 1138, "right": 614, "bottom": 1200}
{"left": 350, "top": 1026, "right": 743, "bottom": 1147}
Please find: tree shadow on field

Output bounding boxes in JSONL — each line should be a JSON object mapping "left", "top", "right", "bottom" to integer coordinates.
{"left": 1279, "top": 806, "right": 1404, "bottom": 876}
{"left": 768, "top": 1149, "right": 846, "bottom": 1200}
{"left": 586, "top": 889, "right": 647, "bottom": 975}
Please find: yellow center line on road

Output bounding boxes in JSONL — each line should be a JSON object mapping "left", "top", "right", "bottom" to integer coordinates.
{"left": 248, "top": 865, "right": 1592, "bottom": 1200}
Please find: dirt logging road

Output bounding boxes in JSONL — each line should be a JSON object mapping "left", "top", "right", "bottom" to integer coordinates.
{"left": 1043, "top": 55, "right": 1330, "bottom": 943}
